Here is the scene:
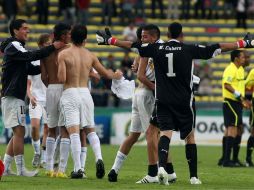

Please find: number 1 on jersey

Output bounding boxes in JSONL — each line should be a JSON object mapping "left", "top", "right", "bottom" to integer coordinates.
{"left": 166, "top": 53, "right": 176, "bottom": 77}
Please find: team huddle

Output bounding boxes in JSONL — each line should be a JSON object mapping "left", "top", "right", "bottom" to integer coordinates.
{"left": 0, "top": 18, "right": 254, "bottom": 185}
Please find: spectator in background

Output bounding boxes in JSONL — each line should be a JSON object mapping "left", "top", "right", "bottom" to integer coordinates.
{"left": 234, "top": 0, "right": 249, "bottom": 29}
{"left": 58, "top": 0, "right": 76, "bottom": 25}
{"left": 248, "top": 0, "right": 254, "bottom": 19}
{"left": 223, "top": 0, "right": 234, "bottom": 19}
{"left": 76, "top": 0, "right": 90, "bottom": 25}
{"left": 101, "top": 0, "right": 114, "bottom": 26}
{"left": 2, "top": 0, "right": 17, "bottom": 25}
{"left": 120, "top": 0, "right": 134, "bottom": 26}
{"left": 134, "top": 0, "right": 145, "bottom": 19}
{"left": 151, "top": 0, "right": 165, "bottom": 18}
{"left": 180, "top": 0, "right": 190, "bottom": 19}
{"left": 121, "top": 52, "right": 134, "bottom": 80}
{"left": 194, "top": 0, "right": 206, "bottom": 19}
{"left": 122, "top": 21, "right": 137, "bottom": 42}
{"left": 206, "top": 0, "right": 219, "bottom": 19}
{"left": 36, "top": 0, "right": 49, "bottom": 24}
{"left": 167, "top": 0, "right": 179, "bottom": 19}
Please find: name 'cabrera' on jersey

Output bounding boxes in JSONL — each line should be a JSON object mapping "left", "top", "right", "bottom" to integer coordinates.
{"left": 131, "top": 39, "right": 221, "bottom": 105}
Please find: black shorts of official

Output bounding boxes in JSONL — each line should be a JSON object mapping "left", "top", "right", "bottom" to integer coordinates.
{"left": 249, "top": 98, "right": 254, "bottom": 127}
{"left": 223, "top": 98, "right": 243, "bottom": 127}
{"left": 156, "top": 101, "right": 196, "bottom": 140}
{"left": 150, "top": 106, "right": 159, "bottom": 127}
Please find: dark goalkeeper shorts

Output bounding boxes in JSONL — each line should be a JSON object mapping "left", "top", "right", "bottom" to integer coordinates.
{"left": 223, "top": 98, "right": 243, "bottom": 127}
{"left": 156, "top": 101, "right": 196, "bottom": 140}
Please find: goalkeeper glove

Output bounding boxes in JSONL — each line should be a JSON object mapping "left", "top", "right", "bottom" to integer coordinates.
{"left": 237, "top": 32, "right": 254, "bottom": 48}
{"left": 96, "top": 28, "right": 117, "bottom": 45}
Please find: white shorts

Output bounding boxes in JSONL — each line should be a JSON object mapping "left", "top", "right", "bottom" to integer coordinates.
{"left": 59, "top": 88, "right": 82, "bottom": 128}
{"left": 29, "top": 102, "right": 47, "bottom": 124}
{"left": 130, "top": 88, "right": 155, "bottom": 133}
{"left": 1, "top": 97, "right": 26, "bottom": 128}
{"left": 46, "top": 84, "right": 64, "bottom": 128}
{"left": 79, "top": 88, "right": 95, "bottom": 128}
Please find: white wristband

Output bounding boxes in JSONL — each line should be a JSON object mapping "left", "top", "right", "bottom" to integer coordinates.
{"left": 233, "top": 91, "right": 241, "bottom": 98}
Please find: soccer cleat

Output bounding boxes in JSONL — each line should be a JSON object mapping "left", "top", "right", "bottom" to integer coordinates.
{"left": 3, "top": 169, "right": 16, "bottom": 176}
{"left": 233, "top": 159, "right": 245, "bottom": 167}
{"left": 96, "top": 159, "right": 105, "bottom": 179}
{"left": 56, "top": 171, "right": 68, "bottom": 178}
{"left": 168, "top": 172, "right": 177, "bottom": 183}
{"left": 217, "top": 158, "right": 224, "bottom": 166}
{"left": 70, "top": 169, "right": 84, "bottom": 179}
{"left": 32, "top": 154, "right": 40, "bottom": 168}
{"left": 223, "top": 161, "right": 236, "bottom": 167}
{"left": 18, "top": 169, "right": 39, "bottom": 177}
{"left": 245, "top": 159, "right": 254, "bottom": 167}
{"left": 136, "top": 175, "right": 158, "bottom": 184}
{"left": 190, "top": 177, "right": 202, "bottom": 184}
{"left": 40, "top": 162, "right": 46, "bottom": 169}
{"left": 45, "top": 170, "right": 55, "bottom": 177}
{"left": 108, "top": 169, "right": 117, "bottom": 182}
{"left": 158, "top": 167, "right": 169, "bottom": 185}
{"left": 53, "top": 163, "right": 59, "bottom": 172}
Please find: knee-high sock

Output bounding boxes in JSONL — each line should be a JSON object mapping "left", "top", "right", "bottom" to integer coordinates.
{"left": 80, "top": 147, "right": 87, "bottom": 171}
{"left": 224, "top": 136, "right": 234, "bottom": 163}
{"left": 32, "top": 139, "right": 41, "bottom": 155}
{"left": 70, "top": 133, "right": 81, "bottom": 172}
{"left": 112, "top": 151, "right": 127, "bottom": 174}
{"left": 221, "top": 136, "right": 226, "bottom": 160}
{"left": 14, "top": 155, "right": 26, "bottom": 175}
{"left": 185, "top": 144, "right": 197, "bottom": 178}
{"left": 246, "top": 136, "right": 254, "bottom": 160}
{"left": 165, "top": 162, "right": 174, "bottom": 174}
{"left": 233, "top": 135, "right": 242, "bottom": 161}
{"left": 46, "top": 137, "right": 55, "bottom": 171}
{"left": 158, "top": 136, "right": 170, "bottom": 169}
{"left": 59, "top": 138, "right": 70, "bottom": 173}
{"left": 87, "top": 132, "right": 102, "bottom": 161}
{"left": 3, "top": 154, "right": 13, "bottom": 172}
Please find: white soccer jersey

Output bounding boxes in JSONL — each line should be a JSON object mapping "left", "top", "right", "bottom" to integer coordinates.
{"left": 27, "top": 60, "right": 47, "bottom": 105}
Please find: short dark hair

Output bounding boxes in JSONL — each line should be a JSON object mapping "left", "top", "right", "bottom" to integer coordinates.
{"left": 37, "top": 33, "right": 50, "bottom": 46}
{"left": 53, "top": 23, "right": 71, "bottom": 41}
{"left": 136, "top": 25, "right": 144, "bottom": 41}
{"left": 168, "top": 22, "right": 182, "bottom": 39}
{"left": 71, "top": 24, "right": 87, "bottom": 45}
{"left": 9, "top": 19, "right": 26, "bottom": 37}
{"left": 231, "top": 50, "right": 242, "bottom": 62}
{"left": 142, "top": 24, "right": 160, "bottom": 39}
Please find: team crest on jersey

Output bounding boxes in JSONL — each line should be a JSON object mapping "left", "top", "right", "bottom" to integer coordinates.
{"left": 141, "top": 43, "right": 149, "bottom": 47}
{"left": 159, "top": 45, "right": 164, "bottom": 49}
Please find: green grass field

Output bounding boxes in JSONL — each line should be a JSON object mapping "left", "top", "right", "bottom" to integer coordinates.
{"left": 0, "top": 144, "right": 253, "bottom": 190}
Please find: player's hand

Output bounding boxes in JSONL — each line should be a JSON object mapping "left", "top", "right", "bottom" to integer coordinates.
{"left": 114, "top": 69, "right": 123, "bottom": 80}
{"left": 96, "top": 28, "right": 117, "bottom": 45}
{"left": 53, "top": 41, "right": 66, "bottom": 49}
{"left": 242, "top": 99, "right": 251, "bottom": 109}
{"left": 243, "top": 32, "right": 254, "bottom": 48}
{"left": 30, "top": 96, "right": 37, "bottom": 108}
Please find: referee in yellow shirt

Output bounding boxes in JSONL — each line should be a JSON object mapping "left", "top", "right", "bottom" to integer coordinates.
{"left": 221, "top": 50, "right": 247, "bottom": 167}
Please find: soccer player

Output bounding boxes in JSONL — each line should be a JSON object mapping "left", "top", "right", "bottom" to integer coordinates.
{"left": 221, "top": 50, "right": 251, "bottom": 167}
{"left": 244, "top": 52, "right": 254, "bottom": 167}
{"left": 57, "top": 24, "right": 122, "bottom": 178}
{"left": 96, "top": 22, "right": 254, "bottom": 184}
{"left": 27, "top": 34, "right": 51, "bottom": 168}
{"left": 0, "top": 19, "right": 65, "bottom": 176}
{"left": 41, "top": 23, "right": 72, "bottom": 177}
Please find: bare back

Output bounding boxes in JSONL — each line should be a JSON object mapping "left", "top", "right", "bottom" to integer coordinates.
{"left": 58, "top": 45, "right": 92, "bottom": 89}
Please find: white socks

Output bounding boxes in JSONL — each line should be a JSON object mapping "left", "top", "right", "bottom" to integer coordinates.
{"left": 112, "top": 151, "right": 127, "bottom": 174}
{"left": 3, "top": 154, "right": 13, "bottom": 172}
{"left": 81, "top": 147, "right": 87, "bottom": 171}
{"left": 32, "top": 139, "right": 41, "bottom": 155}
{"left": 53, "top": 136, "right": 61, "bottom": 165}
{"left": 14, "top": 155, "right": 25, "bottom": 175}
{"left": 59, "top": 138, "right": 70, "bottom": 173}
{"left": 87, "top": 132, "right": 102, "bottom": 161}
{"left": 46, "top": 137, "right": 55, "bottom": 171}
{"left": 70, "top": 133, "right": 81, "bottom": 172}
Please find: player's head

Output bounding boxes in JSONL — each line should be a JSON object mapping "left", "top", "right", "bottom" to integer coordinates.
{"left": 9, "top": 19, "right": 29, "bottom": 42}
{"left": 71, "top": 24, "right": 87, "bottom": 46}
{"left": 231, "top": 50, "right": 245, "bottom": 65}
{"left": 37, "top": 33, "right": 51, "bottom": 48}
{"left": 243, "top": 50, "right": 251, "bottom": 67}
{"left": 141, "top": 24, "right": 160, "bottom": 43}
{"left": 168, "top": 22, "right": 183, "bottom": 41}
{"left": 53, "top": 23, "right": 71, "bottom": 44}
